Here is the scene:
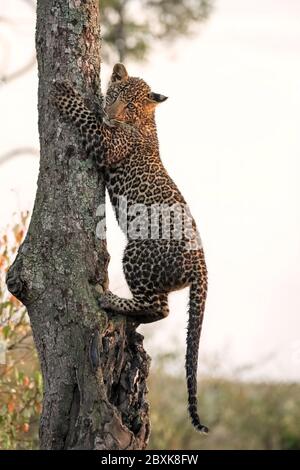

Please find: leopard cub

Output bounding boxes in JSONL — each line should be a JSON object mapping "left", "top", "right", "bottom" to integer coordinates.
{"left": 52, "top": 63, "right": 208, "bottom": 433}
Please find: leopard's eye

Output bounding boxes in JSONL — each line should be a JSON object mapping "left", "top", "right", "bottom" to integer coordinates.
{"left": 126, "top": 103, "right": 135, "bottom": 111}
{"left": 107, "top": 90, "right": 118, "bottom": 104}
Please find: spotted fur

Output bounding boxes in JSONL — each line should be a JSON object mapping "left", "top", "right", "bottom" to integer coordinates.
{"left": 52, "top": 63, "right": 209, "bottom": 434}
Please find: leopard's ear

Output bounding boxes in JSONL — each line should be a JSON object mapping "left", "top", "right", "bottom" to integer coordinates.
{"left": 147, "top": 92, "right": 168, "bottom": 104}
{"left": 111, "top": 63, "right": 128, "bottom": 83}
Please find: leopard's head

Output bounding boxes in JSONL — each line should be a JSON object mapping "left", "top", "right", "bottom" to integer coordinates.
{"left": 105, "top": 63, "right": 167, "bottom": 130}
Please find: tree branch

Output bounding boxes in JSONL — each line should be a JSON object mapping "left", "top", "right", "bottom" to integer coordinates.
{"left": 0, "top": 147, "right": 38, "bottom": 166}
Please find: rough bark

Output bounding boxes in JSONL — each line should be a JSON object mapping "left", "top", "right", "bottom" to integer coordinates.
{"left": 6, "top": 0, "right": 150, "bottom": 450}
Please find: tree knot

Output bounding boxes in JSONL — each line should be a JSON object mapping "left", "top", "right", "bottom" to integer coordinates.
{"left": 6, "top": 258, "right": 28, "bottom": 303}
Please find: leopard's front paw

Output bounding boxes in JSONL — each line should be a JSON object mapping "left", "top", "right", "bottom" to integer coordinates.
{"left": 52, "top": 80, "right": 77, "bottom": 96}
{"left": 50, "top": 80, "right": 78, "bottom": 109}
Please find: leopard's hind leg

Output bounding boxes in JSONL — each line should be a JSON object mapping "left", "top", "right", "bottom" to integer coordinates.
{"left": 98, "top": 291, "right": 169, "bottom": 324}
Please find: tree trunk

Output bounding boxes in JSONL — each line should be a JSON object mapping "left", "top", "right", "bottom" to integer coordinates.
{"left": 6, "top": 0, "right": 150, "bottom": 450}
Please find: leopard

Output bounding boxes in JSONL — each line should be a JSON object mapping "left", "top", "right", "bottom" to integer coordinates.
{"left": 52, "top": 63, "right": 209, "bottom": 434}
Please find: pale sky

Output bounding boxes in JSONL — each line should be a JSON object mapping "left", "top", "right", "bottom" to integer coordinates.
{"left": 0, "top": 0, "right": 300, "bottom": 381}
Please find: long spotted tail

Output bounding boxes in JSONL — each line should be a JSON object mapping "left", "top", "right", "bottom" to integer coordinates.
{"left": 186, "top": 262, "right": 208, "bottom": 433}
